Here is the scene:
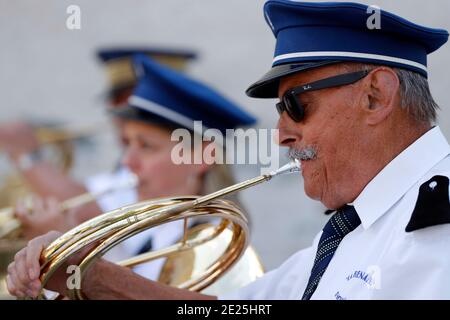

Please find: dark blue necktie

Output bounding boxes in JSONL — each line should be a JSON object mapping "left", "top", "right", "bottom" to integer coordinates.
{"left": 302, "top": 205, "right": 361, "bottom": 300}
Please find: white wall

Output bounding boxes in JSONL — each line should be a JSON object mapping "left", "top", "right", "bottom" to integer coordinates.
{"left": 1, "top": 0, "right": 449, "bottom": 270}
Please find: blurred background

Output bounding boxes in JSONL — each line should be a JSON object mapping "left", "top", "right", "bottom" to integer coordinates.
{"left": 0, "top": 0, "right": 449, "bottom": 271}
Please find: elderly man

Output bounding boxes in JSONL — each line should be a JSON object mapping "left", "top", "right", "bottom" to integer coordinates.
{"left": 6, "top": 1, "right": 450, "bottom": 300}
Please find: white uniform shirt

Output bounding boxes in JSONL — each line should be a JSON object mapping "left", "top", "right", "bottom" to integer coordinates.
{"left": 221, "top": 126, "right": 450, "bottom": 300}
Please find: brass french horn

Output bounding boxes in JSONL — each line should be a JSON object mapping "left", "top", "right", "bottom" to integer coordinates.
{"left": 35, "top": 160, "right": 301, "bottom": 299}
{"left": 0, "top": 173, "right": 137, "bottom": 299}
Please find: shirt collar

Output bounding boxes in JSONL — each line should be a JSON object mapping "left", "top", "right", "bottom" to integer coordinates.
{"left": 353, "top": 126, "right": 450, "bottom": 230}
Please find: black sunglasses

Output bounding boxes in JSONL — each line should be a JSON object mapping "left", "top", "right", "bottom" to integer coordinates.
{"left": 276, "top": 70, "right": 371, "bottom": 122}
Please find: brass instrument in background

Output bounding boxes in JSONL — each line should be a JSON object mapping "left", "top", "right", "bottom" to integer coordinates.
{"left": 0, "top": 121, "right": 109, "bottom": 299}
{"left": 36, "top": 160, "right": 301, "bottom": 299}
{"left": 0, "top": 121, "right": 106, "bottom": 209}
{"left": 0, "top": 121, "right": 108, "bottom": 242}
{"left": 0, "top": 174, "right": 138, "bottom": 240}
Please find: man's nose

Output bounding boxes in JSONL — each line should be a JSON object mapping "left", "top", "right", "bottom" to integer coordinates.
{"left": 276, "top": 112, "right": 301, "bottom": 147}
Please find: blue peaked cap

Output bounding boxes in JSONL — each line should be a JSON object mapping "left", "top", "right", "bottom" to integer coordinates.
{"left": 246, "top": 0, "right": 449, "bottom": 98}
{"left": 118, "top": 55, "right": 256, "bottom": 134}
{"left": 96, "top": 47, "right": 197, "bottom": 63}
{"left": 96, "top": 47, "right": 197, "bottom": 102}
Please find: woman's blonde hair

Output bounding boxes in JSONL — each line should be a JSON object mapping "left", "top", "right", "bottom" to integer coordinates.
{"left": 199, "top": 155, "right": 251, "bottom": 227}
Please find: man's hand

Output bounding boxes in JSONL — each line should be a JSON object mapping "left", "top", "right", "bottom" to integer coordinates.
{"left": 6, "top": 231, "right": 63, "bottom": 298}
{"left": 6, "top": 230, "right": 105, "bottom": 299}
{"left": 14, "top": 197, "right": 75, "bottom": 240}
{"left": 0, "top": 122, "right": 39, "bottom": 160}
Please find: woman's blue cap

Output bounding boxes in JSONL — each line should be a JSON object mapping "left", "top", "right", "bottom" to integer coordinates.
{"left": 115, "top": 55, "right": 256, "bottom": 134}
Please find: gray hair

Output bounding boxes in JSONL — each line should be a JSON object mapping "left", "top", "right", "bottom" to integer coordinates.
{"left": 340, "top": 63, "right": 439, "bottom": 124}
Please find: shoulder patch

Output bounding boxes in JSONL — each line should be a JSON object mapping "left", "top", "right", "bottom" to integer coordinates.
{"left": 405, "top": 175, "right": 450, "bottom": 232}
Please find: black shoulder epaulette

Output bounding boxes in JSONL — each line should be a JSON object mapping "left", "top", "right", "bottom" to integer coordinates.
{"left": 405, "top": 175, "right": 450, "bottom": 232}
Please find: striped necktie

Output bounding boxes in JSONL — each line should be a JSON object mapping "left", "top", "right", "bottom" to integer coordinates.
{"left": 302, "top": 205, "right": 361, "bottom": 300}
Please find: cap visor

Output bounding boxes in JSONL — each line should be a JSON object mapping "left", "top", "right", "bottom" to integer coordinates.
{"left": 109, "top": 105, "right": 182, "bottom": 131}
{"left": 246, "top": 60, "right": 341, "bottom": 98}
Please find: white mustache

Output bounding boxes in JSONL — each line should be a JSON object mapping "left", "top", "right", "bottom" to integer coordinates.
{"left": 288, "top": 147, "right": 317, "bottom": 161}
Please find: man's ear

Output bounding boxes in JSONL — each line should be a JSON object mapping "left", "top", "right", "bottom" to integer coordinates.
{"left": 364, "top": 67, "right": 400, "bottom": 125}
